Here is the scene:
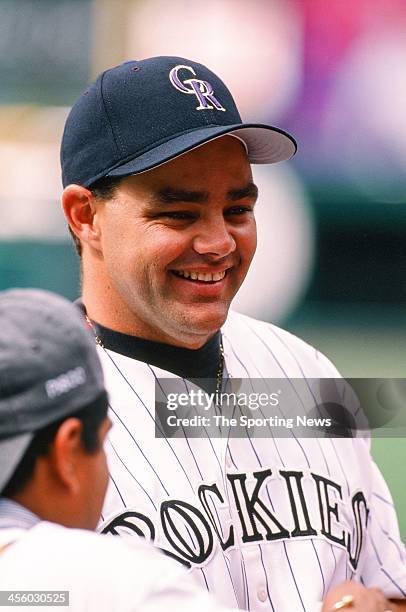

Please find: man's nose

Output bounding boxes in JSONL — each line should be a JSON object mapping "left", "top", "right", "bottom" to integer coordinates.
{"left": 192, "top": 217, "right": 236, "bottom": 258}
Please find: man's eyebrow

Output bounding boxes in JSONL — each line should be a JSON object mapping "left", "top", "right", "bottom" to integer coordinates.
{"left": 152, "top": 188, "right": 209, "bottom": 205}
{"left": 228, "top": 182, "right": 258, "bottom": 201}
{"left": 150, "top": 182, "right": 258, "bottom": 206}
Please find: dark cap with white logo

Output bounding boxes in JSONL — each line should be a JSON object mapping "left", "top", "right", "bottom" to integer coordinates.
{"left": 61, "top": 55, "right": 297, "bottom": 188}
{"left": 0, "top": 288, "right": 106, "bottom": 493}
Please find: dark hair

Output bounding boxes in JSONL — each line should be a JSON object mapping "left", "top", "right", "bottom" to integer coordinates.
{"left": 1, "top": 393, "right": 108, "bottom": 498}
{"left": 69, "top": 176, "right": 123, "bottom": 257}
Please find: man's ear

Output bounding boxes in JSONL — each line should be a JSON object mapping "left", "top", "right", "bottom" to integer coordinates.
{"left": 61, "top": 185, "right": 103, "bottom": 253}
{"left": 48, "top": 418, "right": 84, "bottom": 494}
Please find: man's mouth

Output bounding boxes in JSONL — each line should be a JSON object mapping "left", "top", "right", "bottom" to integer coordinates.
{"left": 171, "top": 269, "right": 227, "bottom": 283}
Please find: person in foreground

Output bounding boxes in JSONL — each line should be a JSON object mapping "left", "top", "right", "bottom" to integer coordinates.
{"left": 60, "top": 56, "right": 406, "bottom": 611}
{"left": 0, "top": 288, "right": 238, "bottom": 611}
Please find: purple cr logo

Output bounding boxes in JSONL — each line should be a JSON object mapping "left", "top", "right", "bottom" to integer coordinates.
{"left": 169, "top": 64, "right": 226, "bottom": 112}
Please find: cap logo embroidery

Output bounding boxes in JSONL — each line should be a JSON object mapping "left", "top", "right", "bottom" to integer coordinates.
{"left": 45, "top": 366, "right": 87, "bottom": 399}
{"left": 169, "top": 64, "right": 226, "bottom": 112}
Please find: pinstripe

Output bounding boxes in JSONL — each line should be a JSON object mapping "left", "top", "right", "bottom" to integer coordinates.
{"left": 223, "top": 334, "right": 291, "bottom": 466}
{"left": 329, "top": 545, "right": 337, "bottom": 584}
{"left": 205, "top": 492, "right": 225, "bottom": 539}
{"left": 200, "top": 568, "right": 210, "bottom": 591}
{"left": 311, "top": 539, "right": 326, "bottom": 598}
{"left": 108, "top": 402, "right": 170, "bottom": 496}
{"left": 370, "top": 531, "right": 383, "bottom": 566}
{"left": 368, "top": 516, "right": 406, "bottom": 583}
{"left": 374, "top": 518, "right": 406, "bottom": 563}
{"left": 107, "top": 438, "right": 157, "bottom": 510}
{"left": 241, "top": 320, "right": 312, "bottom": 468}
{"left": 268, "top": 326, "right": 326, "bottom": 420}
{"left": 267, "top": 326, "right": 332, "bottom": 477}
{"left": 182, "top": 377, "right": 223, "bottom": 473}
{"left": 109, "top": 472, "right": 127, "bottom": 507}
{"left": 380, "top": 568, "right": 406, "bottom": 597}
{"left": 372, "top": 492, "right": 395, "bottom": 507}
{"left": 225, "top": 444, "right": 238, "bottom": 470}
{"left": 103, "top": 349, "right": 150, "bottom": 410}
{"left": 240, "top": 554, "right": 251, "bottom": 611}
{"left": 223, "top": 555, "right": 240, "bottom": 606}
{"left": 328, "top": 440, "right": 351, "bottom": 497}
{"left": 283, "top": 541, "right": 306, "bottom": 612}
{"left": 222, "top": 344, "right": 285, "bottom": 463}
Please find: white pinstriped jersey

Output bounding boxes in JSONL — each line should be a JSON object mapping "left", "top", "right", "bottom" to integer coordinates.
{"left": 98, "top": 311, "right": 406, "bottom": 611}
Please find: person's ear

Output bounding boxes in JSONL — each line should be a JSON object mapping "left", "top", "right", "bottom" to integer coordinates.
{"left": 61, "top": 185, "right": 103, "bottom": 253}
{"left": 49, "top": 418, "right": 84, "bottom": 494}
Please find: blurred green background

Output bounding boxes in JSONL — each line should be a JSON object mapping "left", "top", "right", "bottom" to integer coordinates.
{"left": 0, "top": 0, "right": 405, "bottom": 537}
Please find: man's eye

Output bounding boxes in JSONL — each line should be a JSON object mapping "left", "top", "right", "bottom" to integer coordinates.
{"left": 158, "top": 211, "right": 195, "bottom": 220}
{"left": 225, "top": 206, "right": 253, "bottom": 216}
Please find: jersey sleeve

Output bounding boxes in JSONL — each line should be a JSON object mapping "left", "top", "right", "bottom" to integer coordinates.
{"left": 360, "top": 459, "right": 406, "bottom": 598}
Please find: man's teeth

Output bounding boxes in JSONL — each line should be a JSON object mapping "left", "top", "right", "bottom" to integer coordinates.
{"left": 175, "top": 270, "right": 226, "bottom": 282}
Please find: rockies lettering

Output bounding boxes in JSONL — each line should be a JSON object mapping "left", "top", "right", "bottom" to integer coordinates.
{"left": 101, "top": 467, "right": 368, "bottom": 572}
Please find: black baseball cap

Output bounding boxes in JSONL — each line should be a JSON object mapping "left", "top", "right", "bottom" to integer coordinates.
{"left": 0, "top": 289, "right": 107, "bottom": 493}
{"left": 61, "top": 56, "right": 297, "bottom": 188}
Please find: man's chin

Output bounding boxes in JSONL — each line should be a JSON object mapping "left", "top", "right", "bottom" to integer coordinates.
{"left": 173, "top": 305, "right": 229, "bottom": 344}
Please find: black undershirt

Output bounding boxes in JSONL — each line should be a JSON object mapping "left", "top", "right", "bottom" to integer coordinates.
{"left": 95, "top": 321, "right": 221, "bottom": 379}
{"left": 76, "top": 301, "right": 222, "bottom": 392}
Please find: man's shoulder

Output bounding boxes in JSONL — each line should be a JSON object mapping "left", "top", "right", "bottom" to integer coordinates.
{"left": 9, "top": 521, "right": 181, "bottom": 575}
{"left": 223, "top": 309, "right": 316, "bottom": 354}
{"left": 0, "top": 522, "right": 195, "bottom": 610}
{"left": 223, "top": 310, "right": 341, "bottom": 377}
{"left": 13, "top": 521, "right": 115, "bottom": 554}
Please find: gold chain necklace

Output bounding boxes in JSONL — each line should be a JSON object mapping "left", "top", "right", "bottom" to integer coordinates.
{"left": 85, "top": 315, "right": 225, "bottom": 395}
{"left": 85, "top": 315, "right": 105, "bottom": 350}
{"left": 216, "top": 339, "right": 225, "bottom": 395}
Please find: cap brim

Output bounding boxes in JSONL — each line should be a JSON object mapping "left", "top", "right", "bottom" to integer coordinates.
{"left": 0, "top": 433, "right": 33, "bottom": 493}
{"left": 105, "top": 123, "right": 297, "bottom": 180}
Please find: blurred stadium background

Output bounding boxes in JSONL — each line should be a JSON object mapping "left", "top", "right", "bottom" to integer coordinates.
{"left": 0, "top": 0, "right": 405, "bottom": 535}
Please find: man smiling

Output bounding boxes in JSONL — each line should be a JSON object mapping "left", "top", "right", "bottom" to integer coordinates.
{"left": 61, "top": 56, "right": 406, "bottom": 611}
{"left": 64, "top": 136, "right": 257, "bottom": 347}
